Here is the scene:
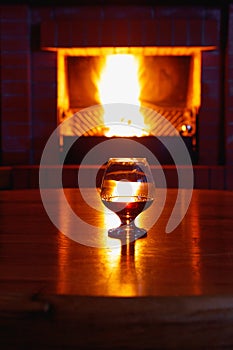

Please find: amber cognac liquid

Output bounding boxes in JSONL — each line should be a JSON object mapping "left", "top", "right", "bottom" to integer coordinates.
{"left": 102, "top": 196, "right": 153, "bottom": 222}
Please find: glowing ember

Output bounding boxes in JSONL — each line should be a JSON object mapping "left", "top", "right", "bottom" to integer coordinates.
{"left": 98, "top": 54, "right": 148, "bottom": 137}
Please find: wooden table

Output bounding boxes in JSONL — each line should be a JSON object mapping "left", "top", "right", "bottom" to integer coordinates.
{"left": 0, "top": 188, "right": 233, "bottom": 349}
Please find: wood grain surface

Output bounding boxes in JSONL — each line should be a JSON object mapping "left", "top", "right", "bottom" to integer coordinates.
{"left": 0, "top": 188, "right": 233, "bottom": 349}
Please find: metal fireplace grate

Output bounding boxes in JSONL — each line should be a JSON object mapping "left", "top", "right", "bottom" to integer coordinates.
{"left": 61, "top": 105, "right": 196, "bottom": 137}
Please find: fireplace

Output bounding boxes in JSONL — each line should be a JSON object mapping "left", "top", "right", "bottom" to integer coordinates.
{"left": 58, "top": 48, "right": 201, "bottom": 137}
{"left": 2, "top": 3, "right": 233, "bottom": 171}
{"left": 41, "top": 21, "right": 216, "bottom": 164}
{"left": 54, "top": 46, "right": 213, "bottom": 164}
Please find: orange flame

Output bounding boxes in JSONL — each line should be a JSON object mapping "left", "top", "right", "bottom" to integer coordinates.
{"left": 53, "top": 47, "right": 213, "bottom": 139}
{"left": 98, "top": 54, "right": 148, "bottom": 137}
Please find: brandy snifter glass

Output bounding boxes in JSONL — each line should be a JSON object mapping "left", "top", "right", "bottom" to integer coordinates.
{"left": 100, "top": 158, "right": 155, "bottom": 240}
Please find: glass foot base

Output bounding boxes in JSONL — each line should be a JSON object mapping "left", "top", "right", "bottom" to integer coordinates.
{"left": 108, "top": 223, "right": 147, "bottom": 242}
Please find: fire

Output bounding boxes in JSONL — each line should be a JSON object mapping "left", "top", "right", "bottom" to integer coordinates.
{"left": 54, "top": 47, "right": 213, "bottom": 139}
{"left": 99, "top": 54, "right": 140, "bottom": 104}
{"left": 98, "top": 54, "right": 148, "bottom": 137}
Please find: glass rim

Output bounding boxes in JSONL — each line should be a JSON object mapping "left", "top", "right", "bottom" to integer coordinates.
{"left": 108, "top": 157, "right": 148, "bottom": 162}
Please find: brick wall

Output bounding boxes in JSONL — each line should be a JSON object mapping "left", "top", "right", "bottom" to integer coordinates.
{"left": 0, "top": 4, "right": 230, "bottom": 168}
{"left": 40, "top": 11, "right": 219, "bottom": 48}
{"left": 226, "top": 4, "right": 233, "bottom": 166}
{"left": 0, "top": 5, "right": 58, "bottom": 165}
{"left": 0, "top": 6, "right": 31, "bottom": 164}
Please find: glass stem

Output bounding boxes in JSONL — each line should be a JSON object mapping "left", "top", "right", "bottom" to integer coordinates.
{"left": 120, "top": 218, "right": 135, "bottom": 226}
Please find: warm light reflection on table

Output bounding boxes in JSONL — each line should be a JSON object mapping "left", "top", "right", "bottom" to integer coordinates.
{"left": 57, "top": 188, "right": 153, "bottom": 296}
{"left": 1, "top": 188, "right": 233, "bottom": 298}
{"left": 188, "top": 193, "right": 202, "bottom": 295}
{"left": 0, "top": 188, "right": 233, "bottom": 350}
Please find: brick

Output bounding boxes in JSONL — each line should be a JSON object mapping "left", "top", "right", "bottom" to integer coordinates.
{"left": 225, "top": 95, "right": 233, "bottom": 109}
{"left": 32, "top": 82, "right": 56, "bottom": 98}
{"left": 0, "top": 21, "right": 29, "bottom": 36}
{"left": 32, "top": 97, "right": 56, "bottom": 113}
{"left": 228, "top": 78, "right": 233, "bottom": 95}
{"left": 2, "top": 122, "right": 30, "bottom": 138}
{"left": 1, "top": 5, "right": 29, "bottom": 20}
{"left": 226, "top": 125, "right": 233, "bottom": 147}
{"left": 2, "top": 96, "right": 29, "bottom": 110}
{"left": 189, "top": 19, "right": 203, "bottom": 46}
{"left": 104, "top": 5, "right": 152, "bottom": 20}
{"left": 173, "top": 19, "right": 188, "bottom": 46}
{"left": 1, "top": 109, "right": 30, "bottom": 123}
{"left": 228, "top": 37, "right": 233, "bottom": 55}
{"left": 70, "top": 21, "right": 86, "bottom": 47}
{"left": 129, "top": 20, "right": 144, "bottom": 46}
{"left": 103, "top": 6, "right": 134, "bottom": 20}
{"left": 114, "top": 20, "right": 130, "bottom": 46}
{"left": 32, "top": 51, "right": 57, "bottom": 68}
{"left": 202, "top": 51, "right": 220, "bottom": 68}
{"left": 40, "top": 21, "right": 57, "bottom": 48}
{"left": 198, "top": 110, "right": 219, "bottom": 123}
{"left": 229, "top": 82, "right": 233, "bottom": 97}
{"left": 201, "top": 80, "right": 219, "bottom": 97}
{"left": 54, "top": 5, "right": 103, "bottom": 20}
{"left": 202, "top": 68, "right": 219, "bottom": 82}
{"left": 200, "top": 96, "right": 220, "bottom": 109}
{"left": 226, "top": 51, "right": 233, "bottom": 69}
{"left": 1, "top": 37, "right": 29, "bottom": 51}
{"left": 2, "top": 81, "right": 29, "bottom": 96}
{"left": 1, "top": 67, "right": 29, "bottom": 81}
{"left": 32, "top": 67, "right": 56, "bottom": 83}
{"left": 32, "top": 108, "right": 56, "bottom": 124}
{"left": 85, "top": 20, "right": 101, "bottom": 47}
{"left": 226, "top": 150, "right": 233, "bottom": 165}
{"left": 225, "top": 166, "right": 233, "bottom": 189}
{"left": 198, "top": 123, "right": 219, "bottom": 142}
{"left": 99, "top": 19, "right": 114, "bottom": 46}
{"left": 199, "top": 122, "right": 220, "bottom": 136}
{"left": 2, "top": 151, "right": 30, "bottom": 166}
{"left": 33, "top": 110, "right": 57, "bottom": 124}
{"left": 31, "top": 7, "right": 54, "bottom": 23}
{"left": 156, "top": 5, "right": 205, "bottom": 18}
{"left": 32, "top": 139, "right": 51, "bottom": 156}
{"left": 227, "top": 68, "right": 233, "bottom": 80}
{"left": 198, "top": 145, "right": 219, "bottom": 163}
{"left": 158, "top": 18, "right": 172, "bottom": 46}
{"left": 199, "top": 130, "right": 218, "bottom": 145}
{"left": 1, "top": 52, "right": 29, "bottom": 67}
{"left": 2, "top": 136, "right": 31, "bottom": 152}
{"left": 32, "top": 81, "right": 56, "bottom": 99}
{"left": 198, "top": 149, "right": 218, "bottom": 165}
{"left": 143, "top": 19, "right": 159, "bottom": 46}
{"left": 127, "top": 6, "right": 153, "bottom": 20}
{"left": 225, "top": 109, "right": 233, "bottom": 123}
{"left": 57, "top": 21, "right": 72, "bottom": 47}
{"left": 32, "top": 123, "right": 57, "bottom": 140}
{"left": 203, "top": 19, "right": 219, "bottom": 46}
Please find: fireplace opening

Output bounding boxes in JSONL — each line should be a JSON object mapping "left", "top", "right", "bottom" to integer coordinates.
{"left": 52, "top": 46, "right": 215, "bottom": 164}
